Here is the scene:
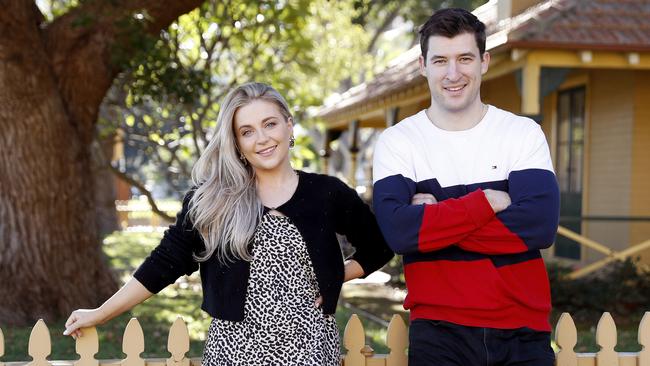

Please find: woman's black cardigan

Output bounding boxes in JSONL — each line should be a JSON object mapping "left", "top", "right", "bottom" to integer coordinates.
{"left": 133, "top": 171, "right": 394, "bottom": 321}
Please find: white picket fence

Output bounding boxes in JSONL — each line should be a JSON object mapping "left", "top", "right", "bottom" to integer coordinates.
{"left": 1, "top": 312, "right": 649, "bottom": 366}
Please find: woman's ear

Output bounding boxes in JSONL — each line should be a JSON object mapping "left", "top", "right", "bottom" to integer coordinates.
{"left": 287, "top": 116, "right": 294, "bottom": 134}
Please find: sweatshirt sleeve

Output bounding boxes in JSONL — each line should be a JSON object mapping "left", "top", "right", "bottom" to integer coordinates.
{"left": 332, "top": 177, "right": 394, "bottom": 277}
{"left": 133, "top": 190, "right": 202, "bottom": 293}
{"left": 372, "top": 129, "right": 495, "bottom": 255}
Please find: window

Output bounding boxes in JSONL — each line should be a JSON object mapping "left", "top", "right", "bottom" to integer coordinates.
{"left": 555, "top": 87, "right": 585, "bottom": 260}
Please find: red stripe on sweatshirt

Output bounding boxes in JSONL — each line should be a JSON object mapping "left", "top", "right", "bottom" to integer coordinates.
{"left": 404, "top": 258, "right": 551, "bottom": 331}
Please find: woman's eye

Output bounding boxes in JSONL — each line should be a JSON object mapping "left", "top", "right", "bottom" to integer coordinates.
{"left": 241, "top": 130, "right": 252, "bottom": 137}
{"left": 266, "top": 121, "right": 277, "bottom": 128}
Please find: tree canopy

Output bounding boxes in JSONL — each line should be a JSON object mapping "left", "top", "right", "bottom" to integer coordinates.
{"left": 94, "top": 0, "right": 486, "bottom": 208}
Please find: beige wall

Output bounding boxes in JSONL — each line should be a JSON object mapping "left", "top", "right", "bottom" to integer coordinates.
{"left": 584, "top": 70, "right": 635, "bottom": 261}
{"left": 630, "top": 70, "right": 650, "bottom": 264}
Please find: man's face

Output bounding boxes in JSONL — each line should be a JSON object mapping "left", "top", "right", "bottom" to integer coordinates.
{"left": 419, "top": 32, "right": 489, "bottom": 114}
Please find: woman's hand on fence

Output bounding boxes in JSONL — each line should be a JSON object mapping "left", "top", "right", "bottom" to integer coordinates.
{"left": 63, "top": 308, "right": 106, "bottom": 339}
{"left": 63, "top": 278, "right": 154, "bottom": 340}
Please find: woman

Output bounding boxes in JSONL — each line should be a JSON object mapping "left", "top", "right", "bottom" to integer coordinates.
{"left": 64, "top": 82, "right": 394, "bottom": 365}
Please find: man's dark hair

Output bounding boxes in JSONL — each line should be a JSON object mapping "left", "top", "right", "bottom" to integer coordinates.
{"left": 419, "top": 8, "right": 487, "bottom": 63}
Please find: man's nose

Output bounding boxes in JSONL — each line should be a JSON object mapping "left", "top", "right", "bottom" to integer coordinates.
{"left": 445, "top": 61, "right": 461, "bottom": 81}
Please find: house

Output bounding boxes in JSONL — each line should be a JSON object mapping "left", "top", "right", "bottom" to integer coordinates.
{"left": 317, "top": 0, "right": 650, "bottom": 267}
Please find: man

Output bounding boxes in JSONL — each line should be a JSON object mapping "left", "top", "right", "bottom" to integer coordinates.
{"left": 372, "top": 8, "right": 559, "bottom": 366}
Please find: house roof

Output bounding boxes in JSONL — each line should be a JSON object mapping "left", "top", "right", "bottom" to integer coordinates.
{"left": 502, "top": 0, "right": 650, "bottom": 51}
{"left": 318, "top": 0, "right": 650, "bottom": 120}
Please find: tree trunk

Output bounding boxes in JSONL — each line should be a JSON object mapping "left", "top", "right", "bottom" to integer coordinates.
{"left": 0, "top": 3, "right": 116, "bottom": 326}
{"left": 0, "top": 0, "right": 204, "bottom": 326}
{"left": 93, "top": 135, "right": 120, "bottom": 238}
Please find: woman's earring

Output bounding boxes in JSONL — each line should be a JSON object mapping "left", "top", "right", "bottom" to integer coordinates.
{"left": 239, "top": 152, "right": 247, "bottom": 165}
{"left": 289, "top": 136, "right": 295, "bottom": 148}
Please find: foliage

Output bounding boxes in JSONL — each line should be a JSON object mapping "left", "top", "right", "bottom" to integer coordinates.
{"left": 352, "top": 0, "right": 486, "bottom": 29}
{"left": 92, "top": 0, "right": 492, "bottom": 201}
{"left": 99, "top": 0, "right": 373, "bottom": 197}
{"left": 36, "top": 0, "right": 80, "bottom": 21}
{"left": 349, "top": 0, "right": 488, "bottom": 70}
{"left": 38, "top": 0, "right": 490, "bottom": 201}
{"left": 382, "top": 255, "right": 406, "bottom": 289}
{"left": 549, "top": 258, "right": 650, "bottom": 326}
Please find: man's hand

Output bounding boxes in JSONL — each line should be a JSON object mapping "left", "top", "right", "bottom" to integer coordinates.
{"left": 412, "top": 193, "right": 437, "bottom": 205}
{"left": 483, "top": 189, "right": 511, "bottom": 213}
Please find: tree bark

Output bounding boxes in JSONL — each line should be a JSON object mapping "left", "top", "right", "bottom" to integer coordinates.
{"left": 93, "top": 136, "right": 120, "bottom": 238}
{"left": 0, "top": 0, "right": 203, "bottom": 326}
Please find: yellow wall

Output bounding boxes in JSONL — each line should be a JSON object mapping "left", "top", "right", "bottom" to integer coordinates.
{"left": 481, "top": 73, "right": 521, "bottom": 114}
{"left": 584, "top": 70, "right": 635, "bottom": 260}
{"left": 512, "top": 0, "right": 541, "bottom": 15}
{"left": 396, "top": 99, "right": 429, "bottom": 122}
{"left": 540, "top": 92, "right": 555, "bottom": 155}
{"left": 630, "top": 70, "right": 650, "bottom": 263}
{"left": 539, "top": 92, "right": 556, "bottom": 261}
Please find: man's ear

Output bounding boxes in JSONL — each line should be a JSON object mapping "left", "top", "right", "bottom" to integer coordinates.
{"left": 419, "top": 55, "right": 427, "bottom": 76}
{"left": 481, "top": 51, "right": 490, "bottom": 75}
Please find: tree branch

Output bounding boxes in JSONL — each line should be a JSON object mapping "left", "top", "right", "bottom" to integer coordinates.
{"left": 366, "top": 5, "right": 401, "bottom": 53}
{"left": 41, "top": 0, "right": 205, "bottom": 144}
{"left": 109, "top": 164, "right": 174, "bottom": 222}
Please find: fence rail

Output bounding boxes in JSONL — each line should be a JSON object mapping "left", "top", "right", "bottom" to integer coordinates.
{"left": 1, "top": 312, "right": 649, "bottom": 366}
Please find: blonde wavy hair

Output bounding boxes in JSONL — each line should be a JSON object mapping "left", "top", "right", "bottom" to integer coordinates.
{"left": 189, "top": 82, "right": 293, "bottom": 262}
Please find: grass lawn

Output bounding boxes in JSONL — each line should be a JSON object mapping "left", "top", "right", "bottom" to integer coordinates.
{"left": 1, "top": 231, "right": 644, "bottom": 361}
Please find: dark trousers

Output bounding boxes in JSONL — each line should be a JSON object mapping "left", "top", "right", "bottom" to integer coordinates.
{"left": 409, "top": 319, "right": 555, "bottom": 366}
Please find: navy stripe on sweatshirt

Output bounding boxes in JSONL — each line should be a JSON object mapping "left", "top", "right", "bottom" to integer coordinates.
{"left": 403, "top": 245, "right": 542, "bottom": 267}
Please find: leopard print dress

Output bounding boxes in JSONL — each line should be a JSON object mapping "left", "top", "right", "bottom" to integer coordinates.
{"left": 202, "top": 213, "right": 341, "bottom": 366}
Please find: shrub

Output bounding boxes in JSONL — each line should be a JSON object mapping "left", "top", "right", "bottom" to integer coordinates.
{"left": 548, "top": 258, "right": 650, "bottom": 325}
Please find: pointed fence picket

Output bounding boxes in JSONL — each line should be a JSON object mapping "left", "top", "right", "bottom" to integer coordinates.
{"left": 1, "top": 312, "right": 649, "bottom": 366}
{"left": 1, "top": 326, "right": 4, "bottom": 366}
{"left": 122, "top": 318, "right": 145, "bottom": 366}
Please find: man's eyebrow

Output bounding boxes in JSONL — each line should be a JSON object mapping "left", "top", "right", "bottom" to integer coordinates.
{"left": 430, "top": 51, "right": 477, "bottom": 60}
